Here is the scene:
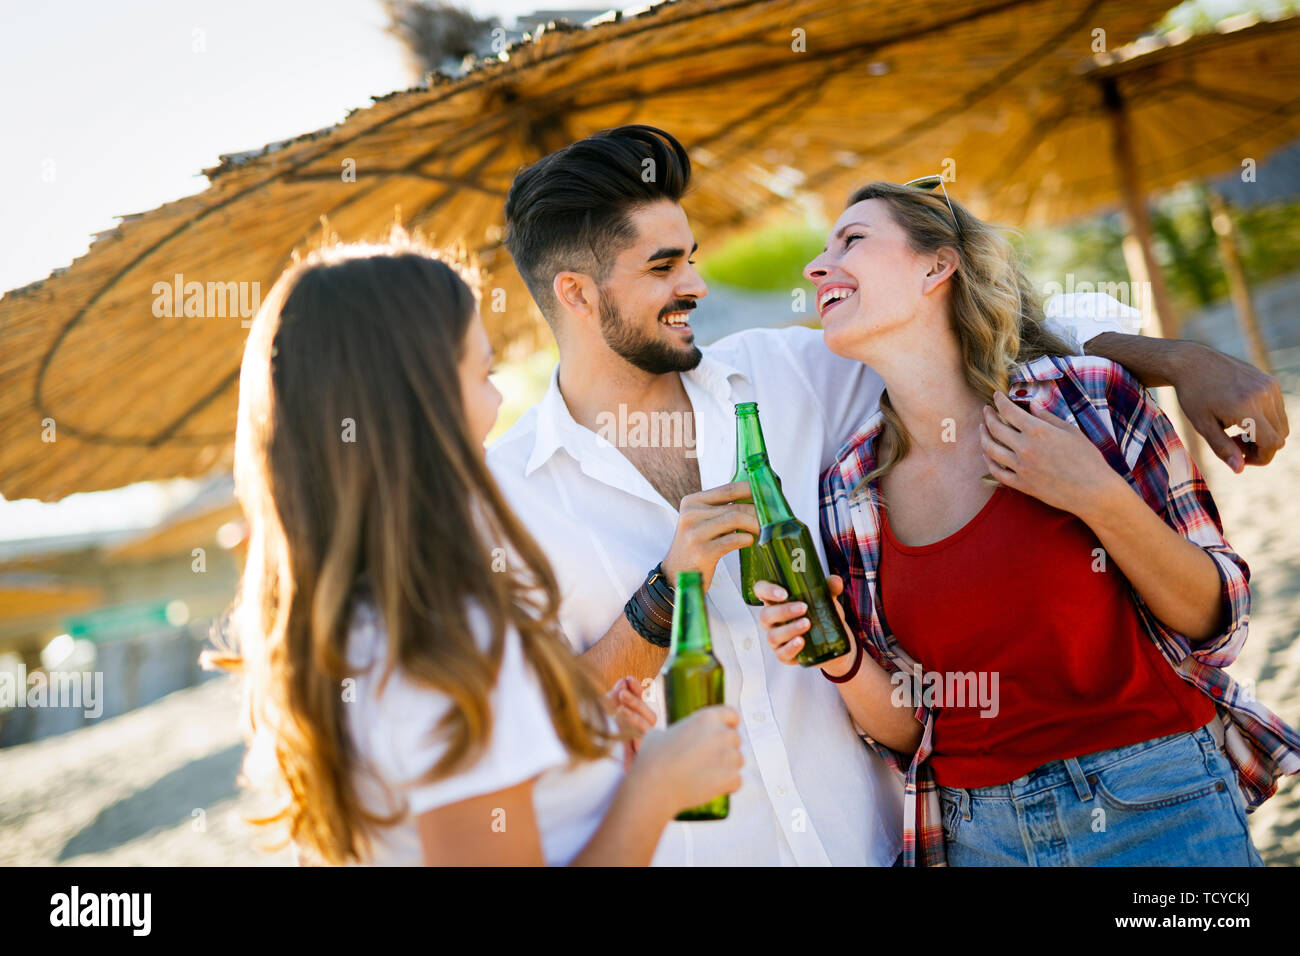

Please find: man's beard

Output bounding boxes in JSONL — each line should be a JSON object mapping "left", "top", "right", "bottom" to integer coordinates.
{"left": 598, "top": 294, "right": 702, "bottom": 375}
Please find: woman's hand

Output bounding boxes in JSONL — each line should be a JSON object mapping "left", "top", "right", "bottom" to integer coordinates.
{"left": 753, "top": 575, "right": 858, "bottom": 677}
{"left": 631, "top": 706, "right": 743, "bottom": 816}
{"left": 756, "top": 575, "right": 921, "bottom": 752}
{"left": 606, "top": 675, "right": 657, "bottom": 767}
{"left": 979, "top": 391, "right": 1127, "bottom": 521}
{"left": 570, "top": 705, "right": 743, "bottom": 865}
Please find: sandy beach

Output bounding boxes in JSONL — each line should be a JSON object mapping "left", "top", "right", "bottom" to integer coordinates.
{"left": 3, "top": 354, "right": 1299, "bottom": 868}
{"left": 1188, "top": 349, "right": 1300, "bottom": 865}
{"left": 0, "top": 673, "right": 292, "bottom": 866}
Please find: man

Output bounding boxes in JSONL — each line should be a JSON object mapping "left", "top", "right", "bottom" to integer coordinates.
{"left": 486, "top": 125, "right": 1288, "bottom": 866}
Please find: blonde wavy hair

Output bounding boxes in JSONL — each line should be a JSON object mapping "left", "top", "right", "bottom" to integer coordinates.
{"left": 844, "top": 181, "right": 1074, "bottom": 494}
{"left": 207, "top": 235, "right": 615, "bottom": 865}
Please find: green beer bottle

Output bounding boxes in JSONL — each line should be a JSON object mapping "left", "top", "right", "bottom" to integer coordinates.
{"left": 731, "top": 402, "right": 780, "bottom": 606}
{"left": 743, "top": 453, "right": 851, "bottom": 667}
{"left": 661, "top": 570, "right": 728, "bottom": 821}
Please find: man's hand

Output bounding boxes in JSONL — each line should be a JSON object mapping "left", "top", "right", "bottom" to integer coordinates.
{"left": 1169, "top": 342, "right": 1289, "bottom": 472}
{"left": 1085, "top": 332, "right": 1288, "bottom": 472}
{"left": 661, "top": 480, "right": 759, "bottom": 592}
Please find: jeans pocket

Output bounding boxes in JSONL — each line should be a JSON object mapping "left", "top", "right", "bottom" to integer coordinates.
{"left": 939, "top": 789, "right": 962, "bottom": 841}
{"left": 1090, "top": 734, "right": 1225, "bottom": 812}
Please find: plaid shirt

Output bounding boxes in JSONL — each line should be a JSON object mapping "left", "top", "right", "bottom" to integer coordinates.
{"left": 820, "top": 354, "right": 1300, "bottom": 867}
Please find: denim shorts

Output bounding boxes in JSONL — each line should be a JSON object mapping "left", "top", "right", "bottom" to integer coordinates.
{"left": 937, "top": 722, "right": 1264, "bottom": 866}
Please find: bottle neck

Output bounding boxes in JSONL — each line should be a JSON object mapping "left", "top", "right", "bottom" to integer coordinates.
{"left": 671, "top": 579, "right": 712, "bottom": 654}
{"left": 735, "top": 410, "right": 769, "bottom": 467}
{"left": 748, "top": 459, "right": 794, "bottom": 527}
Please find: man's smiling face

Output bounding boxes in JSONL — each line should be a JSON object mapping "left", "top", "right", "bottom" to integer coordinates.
{"left": 595, "top": 199, "right": 708, "bottom": 374}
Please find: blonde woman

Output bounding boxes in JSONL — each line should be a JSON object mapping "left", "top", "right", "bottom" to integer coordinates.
{"left": 213, "top": 238, "right": 742, "bottom": 866}
{"left": 755, "top": 181, "right": 1300, "bottom": 866}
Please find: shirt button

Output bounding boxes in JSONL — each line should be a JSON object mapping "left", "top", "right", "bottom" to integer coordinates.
{"left": 744, "top": 638, "right": 753, "bottom": 650}
{"left": 1211, "top": 686, "right": 1223, "bottom": 697}
{"left": 753, "top": 712, "right": 765, "bottom": 723}
{"left": 776, "top": 786, "right": 787, "bottom": 798}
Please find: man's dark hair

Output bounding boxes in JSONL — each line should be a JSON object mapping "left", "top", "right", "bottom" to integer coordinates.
{"left": 504, "top": 125, "right": 691, "bottom": 323}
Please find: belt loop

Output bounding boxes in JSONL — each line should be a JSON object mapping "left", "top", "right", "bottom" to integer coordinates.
{"left": 1064, "top": 757, "right": 1093, "bottom": 802}
{"left": 1207, "top": 716, "right": 1226, "bottom": 752}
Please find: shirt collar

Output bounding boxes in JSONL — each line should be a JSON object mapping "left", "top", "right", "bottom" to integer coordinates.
{"left": 1010, "top": 354, "right": 1067, "bottom": 385}
{"left": 524, "top": 349, "right": 750, "bottom": 477}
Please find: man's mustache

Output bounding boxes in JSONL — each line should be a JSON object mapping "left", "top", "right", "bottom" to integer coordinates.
{"left": 659, "top": 299, "right": 697, "bottom": 318}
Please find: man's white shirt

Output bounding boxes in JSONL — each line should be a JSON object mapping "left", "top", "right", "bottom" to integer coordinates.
{"left": 485, "top": 296, "right": 1131, "bottom": 866}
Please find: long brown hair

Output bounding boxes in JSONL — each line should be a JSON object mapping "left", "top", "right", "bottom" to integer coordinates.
{"left": 210, "top": 234, "right": 614, "bottom": 865}
{"left": 843, "top": 182, "right": 1074, "bottom": 492}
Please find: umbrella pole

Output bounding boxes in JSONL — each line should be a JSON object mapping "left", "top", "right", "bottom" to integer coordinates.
{"left": 1206, "top": 188, "right": 1274, "bottom": 375}
{"left": 1101, "top": 77, "right": 1208, "bottom": 474}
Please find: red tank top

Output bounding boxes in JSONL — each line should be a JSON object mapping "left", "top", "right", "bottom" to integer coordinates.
{"left": 878, "top": 484, "right": 1215, "bottom": 788}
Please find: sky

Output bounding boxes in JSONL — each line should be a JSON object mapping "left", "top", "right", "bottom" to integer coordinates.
{"left": 0, "top": 0, "right": 619, "bottom": 540}
{"left": 0, "top": 0, "right": 619, "bottom": 294}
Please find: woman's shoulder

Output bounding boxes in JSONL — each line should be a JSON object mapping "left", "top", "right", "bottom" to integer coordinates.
{"left": 344, "top": 594, "right": 515, "bottom": 712}
{"left": 344, "top": 594, "right": 573, "bottom": 817}
{"left": 346, "top": 590, "right": 495, "bottom": 662}
{"left": 822, "top": 410, "right": 886, "bottom": 489}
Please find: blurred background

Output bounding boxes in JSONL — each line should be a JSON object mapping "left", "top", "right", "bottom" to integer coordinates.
{"left": 2, "top": 0, "right": 1299, "bottom": 865}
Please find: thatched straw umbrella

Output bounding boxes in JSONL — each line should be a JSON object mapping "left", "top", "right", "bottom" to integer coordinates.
{"left": 952, "top": 12, "right": 1299, "bottom": 342}
{"left": 926, "top": 12, "right": 1300, "bottom": 467}
{"left": 0, "top": 0, "right": 1169, "bottom": 502}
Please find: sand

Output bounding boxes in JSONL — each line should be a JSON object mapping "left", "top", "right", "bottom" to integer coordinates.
{"left": 0, "top": 674, "right": 292, "bottom": 866}
{"left": 1189, "top": 349, "right": 1300, "bottom": 865}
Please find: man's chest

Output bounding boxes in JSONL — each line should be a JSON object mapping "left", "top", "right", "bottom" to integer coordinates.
{"left": 618, "top": 443, "right": 702, "bottom": 510}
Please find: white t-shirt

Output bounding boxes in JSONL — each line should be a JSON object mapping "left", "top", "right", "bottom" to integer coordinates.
{"left": 341, "top": 598, "right": 625, "bottom": 865}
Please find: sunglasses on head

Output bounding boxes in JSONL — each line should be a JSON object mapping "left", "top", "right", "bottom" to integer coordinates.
{"left": 903, "top": 174, "right": 962, "bottom": 241}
